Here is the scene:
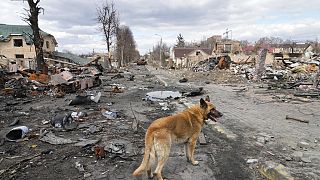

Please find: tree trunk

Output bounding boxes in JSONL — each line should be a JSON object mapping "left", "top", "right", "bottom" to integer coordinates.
{"left": 106, "top": 38, "right": 112, "bottom": 69}
{"left": 121, "top": 46, "right": 124, "bottom": 66}
{"left": 27, "top": 0, "right": 44, "bottom": 73}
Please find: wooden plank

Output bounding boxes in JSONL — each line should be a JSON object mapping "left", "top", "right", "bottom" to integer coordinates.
{"left": 285, "top": 115, "right": 309, "bottom": 123}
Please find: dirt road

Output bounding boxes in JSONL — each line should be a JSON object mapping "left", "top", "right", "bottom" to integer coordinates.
{"left": 148, "top": 65, "right": 320, "bottom": 180}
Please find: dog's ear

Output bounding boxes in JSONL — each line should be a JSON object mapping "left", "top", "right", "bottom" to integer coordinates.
{"left": 200, "top": 98, "right": 207, "bottom": 109}
{"left": 205, "top": 95, "right": 210, "bottom": 102}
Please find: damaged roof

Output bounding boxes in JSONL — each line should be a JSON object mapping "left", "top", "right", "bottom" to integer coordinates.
{"left": 174, "top": 47, "right": 212, "bottom": 58}
{"left": 0, "top": 24, "right": 57, "bottom": 45}
{"left": 52, "top": 51, "right": 91, "bottom": 66}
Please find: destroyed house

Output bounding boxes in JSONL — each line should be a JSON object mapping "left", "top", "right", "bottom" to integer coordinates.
{"left": 0, "top": 24, "right": 57, "bottom": 59}
{"left": 272, "top": 43, "right": 313, "bottom": 59}
{"left": 272, "top": 43, "right": 311, "bottom": 54}
{"left": 214, "top": 39, "right": 242, "bottom": 54}
{"left": 206, "top": 36, "right": 242, "bottom": 55}
{"left": 172, "top": 47, "right": 212, "bottom": 68}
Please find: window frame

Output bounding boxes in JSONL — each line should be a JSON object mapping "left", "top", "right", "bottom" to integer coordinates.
{"left": 13, "top": 39, "right": 23, "bottom": 47}
{"left": 15, "top": 54, "right": 25, "bottom": 58}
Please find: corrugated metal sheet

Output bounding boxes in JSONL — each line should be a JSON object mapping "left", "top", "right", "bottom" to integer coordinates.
{"left": 52, "top": 51, "right": 90, "bottom": 66}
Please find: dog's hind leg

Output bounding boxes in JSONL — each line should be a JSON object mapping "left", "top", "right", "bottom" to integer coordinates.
{"left": 153, "top": 132, "right": 171, "bottom": 180}
{"left": 146, "top": 146, "right": 155, "bottom": 179}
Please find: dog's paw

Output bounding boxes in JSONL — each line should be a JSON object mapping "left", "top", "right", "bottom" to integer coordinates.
{"left": 191, "top": 160, "right": 199, "bottom": 166}
{"left": 147, "top": 170, "right": 153, "bottom": 179}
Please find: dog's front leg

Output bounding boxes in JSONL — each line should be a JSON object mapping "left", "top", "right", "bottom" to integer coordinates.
{"left": 185, "top": 143, "right": 190, "bottom": 162}
{"left": 187, "top": 137, "right": 199, "bottom": 166}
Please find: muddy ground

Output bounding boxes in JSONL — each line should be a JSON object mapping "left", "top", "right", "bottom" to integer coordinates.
{"left": 0, "top": 64, "right": 319, "bottom": 180}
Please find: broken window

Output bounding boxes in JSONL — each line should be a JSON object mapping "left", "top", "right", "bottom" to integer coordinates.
{"left": 14, "top": 39, "right": 23, "bottom": 47}
{"left": 46, "top": 41, "right": 50, "bottom": 49}
{"left": 15, "top": 54, "right": 24, "bottom": 58}
{"left": 224, "top": 44, "right": 232, "bottom": 53}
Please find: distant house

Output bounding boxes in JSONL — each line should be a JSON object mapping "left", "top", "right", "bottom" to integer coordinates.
{"left": 207, "top": 35, "right": 242, "bottom": 54}
{"left": 0, "top": 24, "right": 57, "bottom": 59}
{"left": 215, "top": 40, "right": 242, "bottom": 54}
{"left": 272, "top": 43, "right": 312, "bottom": 53}
{"left": 272, "top": 43, "right": 313, "bottom": 60}
{"left": 172, "top": 47, "right": 211, "bottom": 68}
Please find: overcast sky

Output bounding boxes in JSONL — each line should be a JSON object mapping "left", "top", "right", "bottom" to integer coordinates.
{"left": 1, "top": 0, "right": 320, "bottom": 55}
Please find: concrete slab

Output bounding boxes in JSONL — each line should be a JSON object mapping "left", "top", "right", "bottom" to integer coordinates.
{"left": 258, "top": 161, "right": 294, "bottom": 180}
{"left": 210, "top": 124, "right": 238, "bottom": 140}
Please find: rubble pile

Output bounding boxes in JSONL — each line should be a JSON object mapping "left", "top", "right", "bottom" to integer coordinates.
{"left": 189, "top": 53, "right": 320, "bottom": 97}
{"left": 192, "top": 57, "right": 218, "bottom": 72}
{"left": 179, "top": 68, "right": 247, "bottom": 84}
{"left": 0, "top": 65, "right": 102, "bottom": 98}
{"left": 238, "top": 57, "right": 320, "bottom": 98}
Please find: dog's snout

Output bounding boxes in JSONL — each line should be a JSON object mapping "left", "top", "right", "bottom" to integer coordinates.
{"left": 218, "top": 111, "right": 223, "bottom": 117}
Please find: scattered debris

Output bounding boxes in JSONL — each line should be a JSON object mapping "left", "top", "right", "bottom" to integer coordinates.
{"left": 217, "top": 56, "right": 232, "bottom": 70}
{"left": 258, "top": 161, "right": 294, "bottom": 180}
{"left": 69, "top": 95, "right": 92, "bottom": 106}
{"left": 136, "top": 59, "right": 147, "bottom": 65}
{"left": 40, "top": 131, "right": 75, "bottom": 145}
{"left": 105, "top": 143, "right": 125, "bottom": 155}
{"left": 94, "top": 145, "right": 106, "bottom": 159}
{"left": 84, "top": 125, "right": 102, "bottom": 135}
{"left": 74, "top": 139, "right": 100, "bottom": 147}
{"left": 246, "top": 159, "right": 258, "bottom": 164}
{"left": 69, "top": 92, "right": 101, "bottom": 105}
{"left": 297, "top": 141, "right": 310, "bottom": 149}
{"left": 198, "top": 132, "right": 207, "bottom": 145}
{"left": 112, "top": 86, "right": 124, "bottom": 93}
{"left": 101, "top": 110, "right": 118, "bottom": 119}
{"left": 71, "top": 111, "right": 88, "bottom": 120}
{"left": 285, "top": 115, "right": 309, "bottom": 123}
{"left": 84, "top": 173, "right": 92, "bottom": 178}
{"left": 8, "top": 118, "right": 20, "bottom": 127}
{"left": 89, "top": 92, "right": 101, "bottom": 103}
{"left": 146, "top": 91, "right": 181, "bottom": 101}
{"left": 179, "top": 78, "right": 188, "bottom": 83}
{"left": 159, "top": 102, "right": 170, "bottom": 111}
{"left": 184, "top": 87, "right": 204, "bottom": 97}
{"left": 111, "top": 73, "right": 124, "bottom": 79}
{"left": 75, "top": 162, "right": 85, "bottom": 172}
{"left": 51, "top": 113, "right": 74, "bottom": 129}
{"left": 192, "top": 57, "right": 218, "bottom": 72}
{"left": 5, "top": 126, "right": 29, "bottom": 141}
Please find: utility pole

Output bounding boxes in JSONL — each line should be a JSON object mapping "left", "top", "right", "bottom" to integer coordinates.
{"left": 223, "top": 28, "right": 232, "bottom": 39}
{"left": 155, "top": 34, "right": 162, "bottom": 67}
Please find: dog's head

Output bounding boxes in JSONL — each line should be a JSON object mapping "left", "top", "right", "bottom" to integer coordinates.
{"left": 200, "top": 96, "right": 223, "bottom": 122}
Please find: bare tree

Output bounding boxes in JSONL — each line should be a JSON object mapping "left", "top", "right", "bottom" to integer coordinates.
{"left": 13, "top": 0, "right": 45, "bottom": 72}
{"left": 116, "top": 25, "right": 137, "bottom": 67}
{"left": 116, "top": 26, "right": 126, "bottom": 67}
{"left": 151, "top": 43, "right": 169, "bottom": 67}
{"left": 176, "top": 33, "right": 185, "bottom": 47}
{"left": 96, "top": 0, "right": 119, "bottom": 69}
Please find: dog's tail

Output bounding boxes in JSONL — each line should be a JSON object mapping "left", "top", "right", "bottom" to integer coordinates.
{"left": 133, "top": 129, "right": 154, "bottom": 176}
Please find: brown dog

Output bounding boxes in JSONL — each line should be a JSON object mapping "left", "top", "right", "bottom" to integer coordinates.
{"left": 133, "top": 96, "right": 222, "bottom": 180}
